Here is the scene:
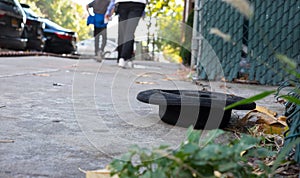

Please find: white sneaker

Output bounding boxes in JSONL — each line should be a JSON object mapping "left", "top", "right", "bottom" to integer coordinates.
{"left": 118, "top": 58, "right": 125, "bottom": 68}
{"left": 127, "top": 61, "right": 134, "bottom": 68}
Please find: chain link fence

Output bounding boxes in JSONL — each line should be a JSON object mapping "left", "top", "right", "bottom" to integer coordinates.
{"left": 192, "top": 0, "right": 300, "bottom": 164}
{"left": 192, "top": 0, "right": 300, "bottom": 85}
{"left": 276, "top": 81, "right": 300, "bottom": 164}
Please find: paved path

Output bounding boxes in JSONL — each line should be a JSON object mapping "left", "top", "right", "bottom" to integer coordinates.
{"left": 0, "top": 56, "right": 283, "bottom": 177}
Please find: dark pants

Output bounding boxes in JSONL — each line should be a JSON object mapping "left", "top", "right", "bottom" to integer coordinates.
{"left": 94, "top": 27, "right": 107, "bottom": 56}
{"left": 117, "top": 2, "right": 145, "bottom": 61}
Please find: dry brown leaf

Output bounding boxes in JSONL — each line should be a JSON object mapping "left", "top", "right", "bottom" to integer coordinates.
{"left": 0, "top": 140, "right": 14, "bottom": 143}
{"left": 222, "top": 0, "right": 253, "bottom": 19}
{"left": 258, "top": 124, "right": 288, "bottom": 135}
{"left": 137, "top": 74, "right": 151, "bottom": 77}
{"left": 85, "top": 169, "right": 118, "bottom": 178}
{"left": 255, "top": 106, "right": 277, "bottom": 117}
{"left": 255, "top": 114, "right": 280, "bottom": 126}
{"left": 266, "top": 161, "right": 274, "bottom": 166}
{"left": 210, "top": 28, "right": 231, "bottom": 41}
{"left": 219, "top": 84, "right": 231, "bottom": 89}
{"left": 240, "top": 106, "right": 288, "bottom": 135}
{"left": 135, "top": 81, "right": 156, "bottom": 85}
{"left": 278, "top": 116, "right": 287, "bottom": 122}
{"left": 162, "top": 77, "right": 177, "bottom": 81}
{"left": 240, "top": 110, "right": 256, "bottom": 125}
{"left": 241, "top": 106, "right": 286, "bottom": 126}
{"left": 33, "top": 73, "right": 50, "bottom": 77}
{"left": 275, "top": 166, "right": 288, "bottom": 175}
{"left": 220, "top": 77, "right": 227, "bottom": 82}
{"left": 252, "top": 168, "right": 265, "bottom": 176}
{"left": 214, "top": 171, "right": 222, "bottom": 178}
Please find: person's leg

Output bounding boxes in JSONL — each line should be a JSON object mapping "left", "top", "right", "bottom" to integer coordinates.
{"left": 117, "top": 5, "right": 129, "bottom": 62}
{"left": 120, "top": 3, "right": 145, "bottom": 61}
{"left": 94, "top": 27, "right": 101, "bottom": 56}
{"left": 100, "top": 27, "right": 107, "bottom": 52}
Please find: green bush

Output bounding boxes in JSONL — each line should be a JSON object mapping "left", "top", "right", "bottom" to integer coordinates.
{"left": 109, "top": 127, "right": 274, "bottom": 178}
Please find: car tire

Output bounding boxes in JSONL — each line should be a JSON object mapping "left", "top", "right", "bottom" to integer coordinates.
{"left": 36, "top": 28, "right": 45, "bottom": 51}
{"left": 21, "top": 28, "right": 28, "bottom": 50}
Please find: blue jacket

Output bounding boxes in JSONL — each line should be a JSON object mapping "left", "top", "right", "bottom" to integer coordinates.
{"left": 87, "top": 14, "right": 107, "bottom": 28}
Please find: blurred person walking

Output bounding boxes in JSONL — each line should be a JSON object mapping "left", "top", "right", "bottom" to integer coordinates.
{"left": 87, "top": 0, "right": 111, "bottom": 58}
{"left": 106, "top": 0, "right": 146, "bottom": 68}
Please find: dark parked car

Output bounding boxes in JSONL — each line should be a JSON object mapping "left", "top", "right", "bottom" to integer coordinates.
{"left": 0, "top": 0, "right": 27, "bottom": 50}
{"left": 20, "top": 3, "right": 45, "bottom": 51}
{"left": 41, "top": 18, "right": 77, "bottom": 54}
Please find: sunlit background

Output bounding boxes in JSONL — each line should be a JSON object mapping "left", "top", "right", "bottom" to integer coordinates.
{"left": 19, "top": 0, "right": 188, "bottom": 63}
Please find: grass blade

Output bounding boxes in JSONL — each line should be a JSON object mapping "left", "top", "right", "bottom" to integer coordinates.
{"left": 280, "top": 95, "right": 300, "bottom": 105}
{"left": 224, "top": 90, "right": 276, "bottom": 110}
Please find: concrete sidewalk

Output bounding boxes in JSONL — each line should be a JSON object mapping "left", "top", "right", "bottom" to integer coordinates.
{"left": 0, "top": 56, "right": 283, "bottom": 177}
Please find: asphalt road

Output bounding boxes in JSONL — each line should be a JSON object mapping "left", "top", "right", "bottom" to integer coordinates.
{"left": 0, "top": 56, "right": 283, "bottom": 177}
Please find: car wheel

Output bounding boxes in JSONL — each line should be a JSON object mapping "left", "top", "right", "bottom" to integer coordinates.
{"left": 21, "top": 28, "right": 28, "bottom": 50}
{"left": 36, "top": 28, "right": 45, "bottom": 51}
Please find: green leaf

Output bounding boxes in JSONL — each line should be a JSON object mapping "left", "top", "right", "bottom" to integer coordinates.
{"left": 121, "top": 152, "right": 134, "bottom": 162}
{"left": 275, "top": 54, "right": 297, "bottom": 70}
{"left": 182, "top": 143, "right": 199, "bottom": 154}
{"left": 152, "top": 170, "right": 168, "bottom": 178}
{"left": 199, "top": 129, "right": 224, "bottom": 146}
{"left": 239, "top": 134, "right": 260, "bottom": 146}
{"left": 110, "top": 159, "right": 126, "bottom": 172}
{"left": 197, "top": 144, "right": 223, "bottom": 160}
{"left": 224, "top": 90, "right": 276, "bottom": 110}
{"left": 139, "top": 171, "right": 151, "bottom": 178}
{"left": 186, "top": 125, "right": 194, "bottom": 135}
{"left": 158, "top": 145, "right": 170, "bottom": 150}
{"left": 246, "top": 148, "right": 276, "bottom": 158}
{"left": 192, "top": 160, "right": 207, "bottom": 166}
{"left": 218, "top": 162, "right": 238, "bottom": 172}
{"left": 129, "top": 144, "right": 142, "bottom": 153}
{"left": 279, "top": 95, "right": 300, "bottom": 105}
{"left": 286, "top": 68, "right": 300, "bottom": 79}
{"left": 185, "top": 126, "right": 201, "bottom": 144}
{"left": 140, "top": 152, "right": 150, "bottom": 162}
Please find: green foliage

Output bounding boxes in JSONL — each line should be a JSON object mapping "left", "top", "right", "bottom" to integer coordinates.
{"left": 109, "top": 127, "right": 273, "bottom": 178}
{"left": 19, "top": 0, "right": 91, "bottom": 41}
{"left": 279, "top": 95, "right": 300, "bottom": 105}
{"left": 145, "top": 0, "right": 184, "bottom": 59}
{"left": 146, "top": 0, "right": 183, "bottom": 20}
{"left": 20, "top": 0, "right": 184, "bottom": 47}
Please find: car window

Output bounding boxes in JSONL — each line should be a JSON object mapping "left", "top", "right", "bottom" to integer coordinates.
{"left": 0, "top": 0, "right": 24, "bottom": 17}
{"left": 0, "top": 0, "right": 15, "bottom": 5}
{"left": 22, "top": 8, "right": 39, "bottom": 18}
{"left": 42, "top": 19, "right": 68, "bottom": 31}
